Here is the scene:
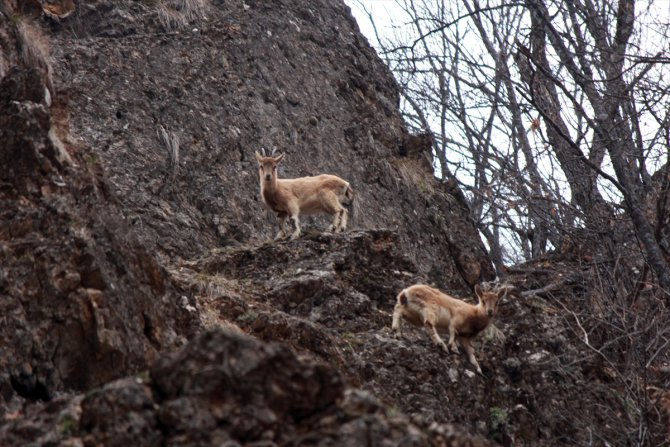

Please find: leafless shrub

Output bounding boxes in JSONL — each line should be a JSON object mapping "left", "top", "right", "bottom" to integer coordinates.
{"left": 157, "top": 124, "right": 180, "bottom": 171}
{"left": 540, "top": 252, "right": 670, "bottom": 445}
{"left": 157, "top": 124, "right": 180, "bottom": 193}
{"left": 392, "top": 157, "right": 436, "bottom": 196}
{"left": 155, "top": 0, "right": 210, "bottom": 31}
{"left": 15, "top": 16, "right": 53, "bottom": 95}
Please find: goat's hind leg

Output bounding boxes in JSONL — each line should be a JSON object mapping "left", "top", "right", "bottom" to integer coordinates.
{"left": 422, "top": 311, "right": 449, "bottom": 353}
{"left": 446, "top": 322, "right": 459, "bottom": 353}
{"left": 274, "top": 213, "right": 288, "bottom": 240}
{"left": 461, "top": 338, "right": 483, "bottom": 375}
{"left": 391, "top": 304, "right": 404, "bottom": 337}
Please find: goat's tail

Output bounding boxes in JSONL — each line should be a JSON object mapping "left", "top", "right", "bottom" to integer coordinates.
{"left": 345, "top": 184, "right": 354, "bottom": 202}
{"left": 344, "top": 184, "right": 359, "bottom": 224}
{"left": 397, "top": 289, "right": 409, "bottom": 306}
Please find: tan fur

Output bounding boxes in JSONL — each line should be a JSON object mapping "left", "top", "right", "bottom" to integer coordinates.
{"left": 392, "top": 283, "right": 505, "bottom": 374}
{"left": 255, "top": 151, "right": 353, "bottom": 240}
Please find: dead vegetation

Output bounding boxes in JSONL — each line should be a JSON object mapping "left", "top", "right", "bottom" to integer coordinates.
{"left": 0, "top": 2, "right": 53, "bottom": 94}
{"left": 506, "top": 248, "right": 670, "bottom": 446}
{"left": 392, "top": 157, "right": 436, "bottom": 196}
{"left": 154, "top": 0, "right": 210, "bottom": 30}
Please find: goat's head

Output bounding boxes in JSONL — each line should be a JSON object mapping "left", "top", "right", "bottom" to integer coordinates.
{"left": 474, "top": 284, "right": 505, "bottom": 317}
{"left": 254, "top": 149, "right": 284, "bottom": 183}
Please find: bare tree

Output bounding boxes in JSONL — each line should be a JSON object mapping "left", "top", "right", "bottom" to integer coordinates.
{"left": 351, "top": 0, "right": 670, "bottom": 442}
{"left": 356, "top": 0, "right": 573, "bottom": 270}
{"left": 354, "top": 0, "right": 670, "bottom": 293}
{"left": 516, "top": 0, "right": 670, "bottom": 292}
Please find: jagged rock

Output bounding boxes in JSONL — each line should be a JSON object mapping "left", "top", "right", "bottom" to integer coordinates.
{"left": 48, "top": 0, "right": 495, "bottom": 290}
{"left": 171, "top": 230, "right": 522, "bottom": 440}
{"left": 0, "top": 26, "right": 197, "bottom": 413}
{"left": 0, "top": 329, "right": 495, "bottom": 446}
{"left": 185, "top": 230, "right": 424, "bottom": 332}
{"left": 501, "top": 357, "right": 522, "bottom": 383}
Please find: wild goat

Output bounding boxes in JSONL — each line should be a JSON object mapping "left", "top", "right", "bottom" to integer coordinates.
{"left": 254, "top": 149, "right": 353, "bottom": 240}
{"left": 392, "top": 283, "right": 505, "bottom": 374}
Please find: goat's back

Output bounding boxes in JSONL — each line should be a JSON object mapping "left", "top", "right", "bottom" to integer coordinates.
{"left": 403, "top": 284, "right": 474, "bottom": 311}
{"left": 279, "top": 174, "right": 350, "bottom": 206}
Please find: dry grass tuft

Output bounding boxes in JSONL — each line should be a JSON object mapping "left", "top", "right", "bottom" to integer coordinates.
{"left": 392, "top": 157, "right": 436, "bottom": 196}
{"left": 166, "top": 265, "right": 249, "bottom": 331}
{"left": 482, "top": 324, "right": 506, "bottom": 346}
{"left": 155, "top": 0, "right": 210, "bottom": 30}
{"left": 15, "top": 17, "right": 53, "bottom": 95}
{"left": 189, "top": 273, "right": 249, "bottom": 332}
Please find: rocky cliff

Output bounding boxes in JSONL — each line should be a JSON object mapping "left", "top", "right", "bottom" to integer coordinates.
{"left": 0, "top": 11, "right": 197, "bottom": 412}
{"left": 0, "top": 0, "right": 667, "bottom": 446}
{"left": 50, "top": 0, "right": 493, "bottom": 289}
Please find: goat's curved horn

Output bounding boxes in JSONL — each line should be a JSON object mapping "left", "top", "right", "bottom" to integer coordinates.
{"left": 271, "top": 147, "right": 278, "bottom": 156}
{"left": 260, "top": 147, "right": 267, "bottom": 156}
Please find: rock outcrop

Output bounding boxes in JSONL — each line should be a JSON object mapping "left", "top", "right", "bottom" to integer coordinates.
{"left": 0, "top": 8, "right": 197, "bottom": 415}
{"left": 2, "top": 0, "right": 665, "bottom": 445}
{"left": 0, "top": 329, "right": 495, "bottom": 447}
{"left": 0, "top": 0, "right": 495, "bottom": 440}
{"left": 49, "top": 0, "right": 494, "bottom": 290}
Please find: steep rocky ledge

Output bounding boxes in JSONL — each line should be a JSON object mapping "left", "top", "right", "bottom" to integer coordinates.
{"left": 1, "top": 227, "right": 647, "bottom": 444}
{"left": 49, "top": 0, "right": 494, "bottom": 290}
{"left": 1, "top": 0, "right": 492, "bottom": 415}
{"left": 0, "top": 328, "right": 494, "bottom": 447}
{"left": 3, "top": 0, "right": 658, "bottom": 444}
{"left": 1, "top": 0, "right": 496, "bottom": 442}
{"left": 0, "top": 63, "right": 197, "bottom": 413}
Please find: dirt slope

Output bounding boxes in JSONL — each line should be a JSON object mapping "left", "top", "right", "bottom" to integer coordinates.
{"left": 168, "top": 230, "right": 661, "bottom": 445}
{"left": 3, "top": 227, "right": 662, "bottom": 444}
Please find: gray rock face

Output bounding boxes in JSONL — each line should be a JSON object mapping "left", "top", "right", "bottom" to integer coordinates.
{"left": 0, "top": 0, "right": 494, "bottom": 442}
{"left": 0, "top": 329, "right": 495, "bottom": 446}
{"left": 4, "top": 0, "right": 651, "bottom": 445}
{"left": 49, "top": 0, "right": 494, "bottom": 290}
{"left": 0, "top": 24, "right": 197, "bottom": 414}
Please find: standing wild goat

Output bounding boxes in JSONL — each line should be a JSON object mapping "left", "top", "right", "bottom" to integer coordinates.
{"left": 254, "top": 149, "right": 353, "bottom": 240}
{"left": 392, "top": 284, "right": 505, "bottom": 374}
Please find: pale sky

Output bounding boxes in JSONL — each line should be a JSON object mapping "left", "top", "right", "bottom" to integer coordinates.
{"left": 344, "top": 0, "right": 406, "bottom": 47}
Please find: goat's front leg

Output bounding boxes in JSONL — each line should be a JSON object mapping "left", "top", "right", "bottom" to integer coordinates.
{"left": 330, "top": 208, "right": 347, "bottom": 233}
{"left": 328, "top": 211, "right": 341, "bottom": 233}
{"left": 274, "top": 213, "right": 287, "bottom": 240}
{"left": 447, "top": 322, "right": 459, "bottom": 353}
{"left": 461, "top": 338, "right": 482, "bottom": 375}
{"left": 426, "top": 322, "right": 449, "bottom": 353}
{"left": 391, "top": 304, "right": 404, "bottom": 337}
{"left": 337, "top": 208, "right": 348, "bottom": 232}
{"left": 289, "top": 213, "right": 301, "bottom": 240}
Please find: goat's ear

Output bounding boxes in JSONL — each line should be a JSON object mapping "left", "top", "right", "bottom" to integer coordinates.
{"left": 254, "top": 151, "right": 263, "bottom": 163}
{"left": 474, "top": 284, "right": 483, "bottom": 300}
{"left": 274, "top": 153, "right": 285, "bottom": 163}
